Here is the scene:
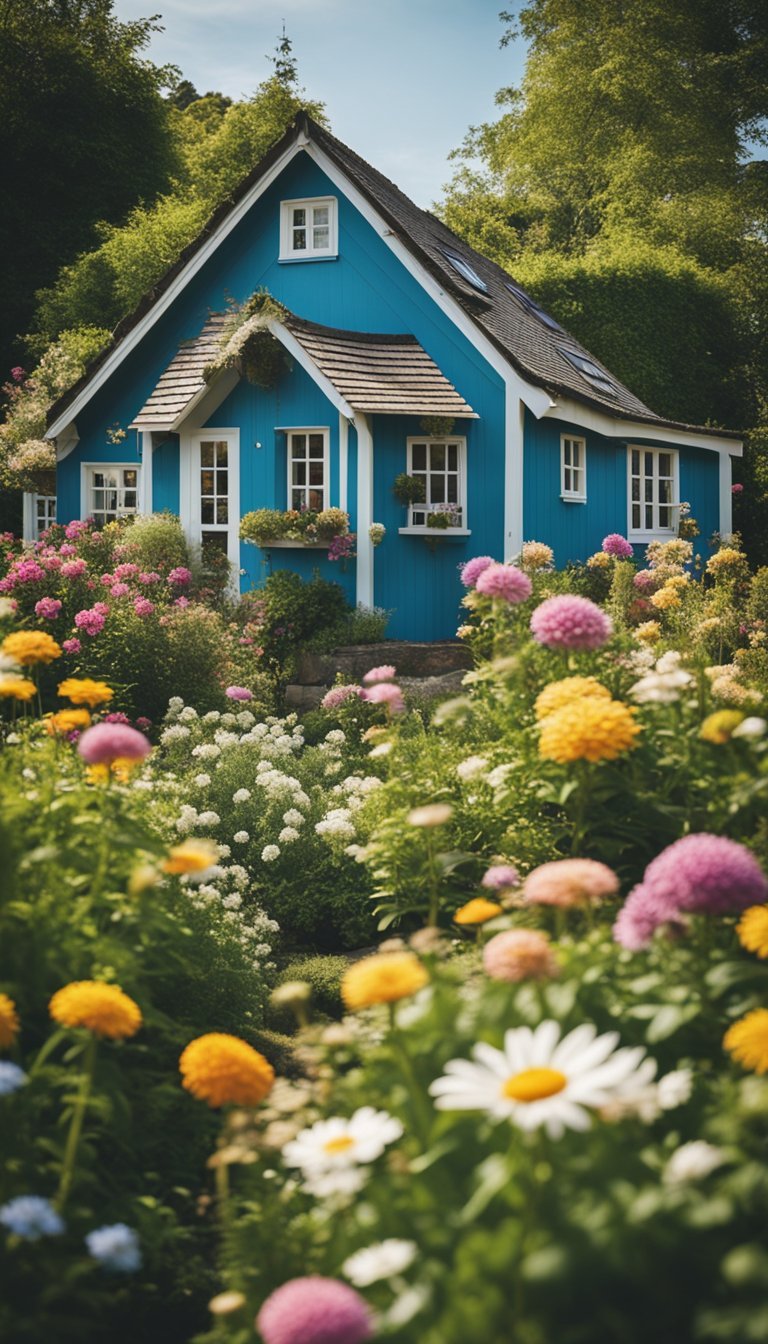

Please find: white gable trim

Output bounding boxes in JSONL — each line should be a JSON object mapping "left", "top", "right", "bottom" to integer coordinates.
{"left": 541, "top": 395, "right": 742, "bottom": 456}
{"left": 268, "top": 319, "right": 355, "bottom": 419}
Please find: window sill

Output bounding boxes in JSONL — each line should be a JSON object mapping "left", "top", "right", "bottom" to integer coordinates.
{"left": 560, "top": 494, "right": 587, "bottom": 504}
{"left": 628, "top": 531, "right": 676, "bottom": 544}
{"left": 247, "top": 538, "right": 329, "bottom": 549}
{"left": 398, "top": 526, "right": 471, "bottom": 539}
{"left": 278, "top": 254, "right": 339, "bottom": 264}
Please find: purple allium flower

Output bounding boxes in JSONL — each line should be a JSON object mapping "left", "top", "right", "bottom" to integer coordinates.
{"left": 602, "top": 533, "right": 634, "bottom": 559}
{"left": 133, "top": 597, "right": 154, "bottom": 616}
{"left": 167, "top": 566, "right": 192, "bottom": 587}
{"left": 320, "top": 684, "right": 362, "bottom": 710}
{"left": 74, "top": 608, "right": 106, "bottom": 636}
{"left": 78, "top": 723, "right": 151, "bottom": 766}
{"left": 110, "top": 583, "right": 131, "bottom": 598}
{"left": 256, "top": 1276, "right": 372, "bottom": 1344}
{"left": 482, "top": 864, "right": 520, "bottom": 890}
{"left": 225, "top": 685, "right": 253, "bottom": 702}
{"left": 362, "top": 664, "right": 396, "bottom": 685}
{"left": 0, "top": 1196, "right": 64, "bottom": 1240}
{"left": 35, "top": 597, "right": 62, "bottom": 620}
{"left": 475, "top": 563, "right": 533, "bottom": 604}
{"left": 530, "top": 594, "right": 612, "bottom": 651}
{"left": 460, "top": 555, "right": 495, "bottom": 589}
{"left": 613, "top": 884, "right": 686, "bottom": 951}
{"left": 60, "top": 558, "right": 87, "bottom": 578}
{"left": 85, "top": 1223, "right": 141, "bottom": 1272}
{"left": 361, "top": 682, "right": 405, "bottom": 714}
{"left": 62, "top": 637, "right": 81, "bottom": 655}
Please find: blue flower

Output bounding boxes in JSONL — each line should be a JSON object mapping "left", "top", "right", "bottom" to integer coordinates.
{"left": 0, "top": 1062, "right": 28, "bottom": 1096}
{"left": 85, "top": 1223, "right": 142, "bottom": 1272}
{"left": 0, "top": 1196, "right": 64, "bottom": 1240}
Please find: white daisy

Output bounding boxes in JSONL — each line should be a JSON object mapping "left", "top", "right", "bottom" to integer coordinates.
{"left": 663, "top": 1140, "right": 726, "bottom": 1185}
{"left": 342, "top": 1239, "right": 417, "bottom": 1287}
{"left": 301, "top": 1167, "right": 368, "bottom": 1200}
{"left": 429, "top": 1020, "right": 649, "bottom": 1139}
{"left": 282, "top": 1107, "right": 403, "bottom": 1175}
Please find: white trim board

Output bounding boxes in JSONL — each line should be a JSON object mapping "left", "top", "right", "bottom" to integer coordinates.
{"left": 179, "top": 427, "right": 241, "bottom": 588}
{"left": 541, "top": 396, "right": 742, "bottom": 457}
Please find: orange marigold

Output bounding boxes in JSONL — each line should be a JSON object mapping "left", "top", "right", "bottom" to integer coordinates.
{"left": 341, "top": 951, "right": 429, "bottom": 1011}
{"left": 0, "top": 677, "right": 37, "bottom": 701}
{"left": 453, "top": 897, "right": 503, "bottom": 925}
{"left": 162, "top": 839, "right": 219, "bottom": 874}
{"left": 2, "top": 631, "right": 62, "bottom": 665}
{"left": 179, "top": 1033, "right": 275, "bottom": 1107}
{"left": 0, "top": 993, "right": 20, "bottom": 1048}
{"left": 49, "top": 981, "right": 142, "bottom": 1039}
{"left": 45, "top": 708, "right": 92, "bottom": 735}
{"left": 57, "top": 677, "right": 114, "bottom": 707}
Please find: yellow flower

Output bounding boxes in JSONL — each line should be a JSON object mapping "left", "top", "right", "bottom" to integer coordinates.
{"left": 0, "top": 993, "right": 20, "bottom": 1048}
{"left": 587, "top": 550, "right": 611, "bottom": 569}
{"left": 342, "top": 951, "right": 429, "bottom": 1011}
{"left": 699, "top": 710, "right": 744, "bottom": 744}
{"left": 179, "top": 1033, "right": 275, "bottom": 1108}
{"left": 85, "top": 757, "right": 142, "bottom": 784}
{"left": 454, "top": 897, "right": 503, "bottom": 925}
{"left": 534, "top": 676, "right": 611, "bottom": 721}
{"left": 57, "top": 677, "right": 114, "bottom": 707}
{"left": 650, "top": 585, "right": 682, "bottom": 611}
{"left": 45, "top": 708, "right": 92, "bottom": 735}
{"left": 635, "top": 621, "right": 661, "bottom": 644}
{"left": 1, "top": 630, "right": 62, "bottom": 665}
{"left": 737, "top": 907, "right": 768, "bottom": 960}
{"left": 49, "top": 981, "right": 142, "bottom": 1039}
{"left": 707, "top": 547, "right": 747, "bottom": 576}
{"left": 539, "top": 697, "right": 641, "bottom": 764}
{"left": 724, "top": 1009, "right": 768, "bottom": 1073}
{"left": 162, "top": 839, "right": 219, "bottom": 874}
{"left": 0, "top": 676, "right": 37, "bottom": 701}
{"left": 520, "top": 541, "right": 554, "bottom": 571}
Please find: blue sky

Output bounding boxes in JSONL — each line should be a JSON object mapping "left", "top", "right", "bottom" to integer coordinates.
{"left": 113, "top": 0, "right": 527, "bottom": 207}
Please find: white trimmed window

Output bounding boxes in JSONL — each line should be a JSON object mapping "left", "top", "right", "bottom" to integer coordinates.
{"left": 200, "top": 438, "right": 230, "bottom": 542}
{"left": 35, "top": 494, "right": 56, "bottom": 536}
{"left": 628, "top": 446, "right": 679, "bottom": 537}
{"left": 288, "top": 429, "right": 329, "bottom": 511}
{"left": 561, "top": 435, "right": 586, "bottom": 501}
{"left": 279, "top": 197, "right": 337, "bottom": 260}
{"left": 405, "top": 437, "right": 467, "bottom": 530}
{"left": 85, "top": 465, "right": 139, "bottom": 526}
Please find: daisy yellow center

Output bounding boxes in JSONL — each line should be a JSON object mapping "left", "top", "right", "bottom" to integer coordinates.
{"left": 502, "top": 1067, "right": 567, "bottom": 1103}
{"left": 323, "top": 1134, "right": 356, "bottom": 1154}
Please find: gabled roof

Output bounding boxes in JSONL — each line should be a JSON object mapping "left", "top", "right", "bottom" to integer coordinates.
{"left": 47, "top": 112, "right": 741, "bottom": 442}
{"left": 130, "top": 314, "right": 227, "bottom": 430}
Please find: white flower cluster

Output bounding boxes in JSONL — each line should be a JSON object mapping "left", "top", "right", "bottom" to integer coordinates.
{"left": 630, "top": 650, "right": 694, "bottom": 705}
{"left": 181, "top": 859, "right": 279, "bottom": 971}
{"left": 316, "top": 807, "right": 356, "bottom": 842}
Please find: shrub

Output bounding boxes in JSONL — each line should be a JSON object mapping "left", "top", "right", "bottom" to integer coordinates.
{"left": 275, "top": 954, "right": 349, "bottom": 1019}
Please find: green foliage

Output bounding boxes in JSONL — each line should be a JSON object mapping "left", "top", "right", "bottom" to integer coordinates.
{"left": 393, "top": 472, "right": 426, "bottom": 506}
{"left": 240, "top": 570, "right": 350, "bottom": 678}
{"left": 240, "top": 506, "right": 350, "bottom": 548}
{"left": 276, "top": 955, "right": 349, "bottom": 1018}
{"left": 113, "top": 512, "right": 190, "bottom": 572}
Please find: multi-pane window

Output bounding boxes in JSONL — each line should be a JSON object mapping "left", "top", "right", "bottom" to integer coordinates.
{"left": 200, "top": 439, "right": 229, "bottom": 529}
{"left": 629, "top": 447, "right": 678, "bottom": 535}
{"left": 87, "top": 466, "right": 139, "bottom": 526}
{"left": 280, "top": 198, "right": 337, "bottom": 260}
{"left": 35, "top": 495, "right": 56, "bottom": 537}
{"left": 406, "top": 439, "right": 465, "bottom": 528}
{"left": 289, "top": 431, "right": 327, "bottom": 511}
{"left": 561, "top": 435, "right": 586, "bottom": 501}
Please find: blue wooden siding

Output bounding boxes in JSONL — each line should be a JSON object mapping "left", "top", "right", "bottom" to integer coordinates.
{"left": 152, "top": 436, "right": 180, "bottom": 514}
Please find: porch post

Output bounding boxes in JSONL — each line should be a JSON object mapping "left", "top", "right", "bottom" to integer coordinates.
{"left": 355, "top": 412, "right": 374, "bottom": 608}
{"left": 718, "top": 451, "right": 733, "bottom": 538}
{"left": 140, "top": 431, "right": 153, "bottom": 515}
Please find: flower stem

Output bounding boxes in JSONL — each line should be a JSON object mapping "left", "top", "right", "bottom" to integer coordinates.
{"left": 56, "top": 1033, "right": 97, "bottom": 1210}
{"left": 388, "top": 1004, "right": 431, "bottom": 1148}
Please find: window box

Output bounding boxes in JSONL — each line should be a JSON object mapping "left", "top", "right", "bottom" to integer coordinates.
{"left": 279, "top": 197, "right": 338, "bottom": 261}
{"left": 398, "top": 526, "right": 471, "bottom": 539}
{"left": 253, "top": 538, "right": 329, "bottom": 550}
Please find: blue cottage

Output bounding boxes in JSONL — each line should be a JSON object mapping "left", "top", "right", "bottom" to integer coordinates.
{"left": 42, "top": 113, "right": 742, "bottom": 640}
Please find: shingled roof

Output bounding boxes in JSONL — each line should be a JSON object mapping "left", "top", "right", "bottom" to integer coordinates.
{"left": 130, "top": 314, "right": 228, "bottom": 430}
{"left": 47, "top": 113, "right": 741, "bottom": 441}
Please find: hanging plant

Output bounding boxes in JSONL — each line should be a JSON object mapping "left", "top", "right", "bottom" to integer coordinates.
{"left": 393, "top": 473, "right": 426, "bottom": 506}
{"left": 205, "top": 290, "right": 292, "bottom": 390}
{"left": 418, "top": 415, "right": 455, "bottom": 437}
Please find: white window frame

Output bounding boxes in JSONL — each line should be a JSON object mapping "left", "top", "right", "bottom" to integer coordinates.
{"left": 180, "top": 429, "right": 240, "bottom": 583}
{"left": 400, "top": 436, "right": 470, "bottom": 536}
{"left": 627, "top": 445, "right": 680, "bottom": 541}
{"left": 560, "top": 434, "right": 587, "bottom": 502}
{"left": 80, "top": 462, "right": 141, "bottom": 527}
{"left": 279, "top": 196, "right": 338, "bottom": 261}
{"left": 285, "top": 427, "right": 330, "bottom": 512}
{"left": 22, "top": 491, "right": 56, "bottom": 542}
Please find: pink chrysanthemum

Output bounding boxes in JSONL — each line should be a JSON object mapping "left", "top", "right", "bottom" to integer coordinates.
{"left": 362, "top": 664, "right": 396, "bottom": 685}
{"left": 523, "top": 858, "right": 619, "bottom": 909}
{"left": 475, "top": 563, "right": 532, "bottom": 604}
{"left": 482, "top": 929, "right": 559, "bottom": 983}
{"left": 74, "top": 608, "right": 106, "bottom": 636}
{"left": 62, "top": 637, "right": 81, "bottom": 655}
{"left": 321, "top": 684, "right": 362, "bottom": 710}
{"left": 133, "top": 597, "right": 154, "bottom": 616}
{"left": 60, "top": 559, "right": 87, "bottom": 579}
{"left": 530, "top": 595, "right": 612, "bottom": 651}
{"left": 225, "top": 686, "right": 253, "bottom": 702}
{"left": 459, "top": 555, "right": 495, "bottom": 589}
{"left": 138, "top": 572, "right": 160, "bottom": 585}
{"left": 602, "top": 533, "right": 634, "bottom": 560}
{"left": 113, "top": 563, "right": 139, "bottom": 580}
{"left": 168, "top": 566, "right": 192, "bottom": 587}
{"left": 110, "top": 583, "right": 131, "bottom": 598}
{"left": 65, "top": 520, "right": 89, "bottom": 540}
{"left": 103, "top": 712, "right": 130, "bottom": 725}
{"left": 613, "top": 884, "right": 686, "bottom": 951}
{"left": 361, "top": 682, "right": 405, "bottom": 714}
{"left": 481, "top": 864, "right": 520, "bottom": 891}
{"left": 35, "top": 597, "right": 62, "bottom": 620}
{"left": 77, "top": 723, "right": 151, "bottom": 766}
{"left": 256, "top": 1276, "right": 372, "bottom": 1344}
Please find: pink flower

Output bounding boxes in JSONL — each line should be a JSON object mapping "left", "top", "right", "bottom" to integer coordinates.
{"left": 482, "top": 929, "right": 560, "bottom": 983}
{"left": 113, "top": 563, "right": 139, "bottom": 580}
{"left": 138, "top": 572, "right": 160, "bottom": 585}
{"left": 59, "top": 545, "right": 77, "bottom": 558}
{"left": 74, "top": 608, "right": 106, "bottom": 636}
{"left": 530, "top": 595, "right": 612, "bottom": 651}
{"left": 475, "top": 563, "right": 532, "bottom": 604}
{"left": 135, "top": 717, "right": 151, "bottom": 732}
{"left": 133, "top": 598, "right": 154, "bottom": 616}
{"left": 60, "top": 559, "right": 87, "bottom": 579}
{"left": 225, "top": 686, "right": 253, "bottom": 701}
{"left": 256, "top": 1277, "right": 372, "bottom": 1344}
{"left": 174, "top": 596, "right": 190, "bottom": 608}
{"left": 62, "top": 637, "right": 81, "bottom": 655}
{"left": 460, "top": 555, "right": 495, "bottom": 589}
{"left": 361, "top": 682, "right": 405, "bottom": 714}
{"left": 77, "top": 723, "right": 151, "bottom": 766}
{"left": 10, "top": 560, "right": 46, "bottom": 585}
{"left": 633, "top": 569, "right": 662, "bottom": 594}
{"left": 10, "top": 366, "right": 24, "bottom": 382}
{"left": 39, "top": 552, "right": 62, "bottom": 571}
{"left": 65, "top": 520, "right": 89, "bottom": 540}
{"left": 35, "top": 597, "right": 62, "bottom": 620}
{"left": 613, "top": 885, "right": 686, "bottom": 951}
{"left": 167, "top": 566, "right": 192, "bottom": 587}
{"left": 732, "top": 483, "right": 744, "bottom": 495}
{"left": 481, "top": 864, "right": 520, "bottom": 891}
{"left": 602, "top": 533, "right": 634, "bottom": 559}
{"left": 110, "top": 583, "right": 131, "bottom": 598}
{"left": 320, "top": 684, "right": 362, "bottom": 710}
{"left": 103, "top": 712, "right": 130, "bottom": 725}
{"left": 93, "top": 602, "right": 109, "bottom": 615}
{"left": 362, "top": 664, "right": 396, "bottom": 685}
{"left": 523, "top": 858, "right": 619, "bottom": 908}
{"left": 100, "top": 573, "right": 115, "bottom": 587}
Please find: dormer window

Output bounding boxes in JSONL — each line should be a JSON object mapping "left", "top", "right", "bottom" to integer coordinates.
{"left": 280, "top": 197, "right": 338, "bottom": 261}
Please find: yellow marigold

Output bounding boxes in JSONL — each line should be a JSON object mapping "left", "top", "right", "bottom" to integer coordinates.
{"left": 539, "top": 697, "right": 641, "bottom": 764}
{"left": 635, "top": 621, "right": 661, "bottom": 644}
{"left": 49, "top": 981, "right": 142, "bottom": 1039}
{"left": 520, "top": 541, "right": 554, "bottom": 571}
{"left": 724, "top": 1009, "right": 768, "bottom": 1073}
{"left": 587, "top": 550, "right": 611, "bottom": 569}
{"left": 0, "top": 993, "right": 20, "bottom": 1048}
{"left": 57, "top": 677, "right": 114, "bottom": 707}
{"left": 0, "top": 676, "right": 37, "bottom": 701}
{"left": 45, "top": 708, "right": 91, "bottom": 735}
{"left": 737, "top": 907, "right": 768, "bottom": 960}
{"left": 179, "top": 1033, "right": 274, "bottom": 1108}
{"left": 342, "top": 951, "right": 429, "bottom": 1011}
{"left": 454, "top": 897, "right": 503, "bottom": 925}
{"left": 534, "top": 676, "right": 611, "bottom": 721}
{"left": 707, "top": 547, "right": 747, "bottom": 576}
{"left": 1, "top": 630, "right": 62, "bottom": 665}
{"left": 650, "top": 585, "right": 682, "bottom": 611}
{"left": 162, "top": 839, "right": 219, "bottom": 874}
{"left": 699, "top": 710, "right": 744, "bottom": 744}
{"left": 85, "top": 757, "right": 142, "bottom": 784}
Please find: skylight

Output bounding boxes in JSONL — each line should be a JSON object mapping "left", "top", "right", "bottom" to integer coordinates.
{"left": 558, "top": 348, "right": 618, "bottom": 397}
{"left": 441, "top": 250, "right": 488, "bottom": 293}
{"left": 505, "top": 281, "right": 563, "bottom": 332}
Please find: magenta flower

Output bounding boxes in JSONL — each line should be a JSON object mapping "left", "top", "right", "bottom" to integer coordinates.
{"left": 93, "top": 602, "right": 109, "bottom": 616}
{"left": 59, "top": 545, "right": 77, "bottom": 558}
{"left": 133, "top": 597, "right": 154, "bottom": 616}
{"left": 138, "top": 572, "right": 160, "bottom": 585}
{"left": 361, "top": 682, "right": 405, "bottom": 714}
{"left": 256, "top": 1277, "right": 372, "bottom": 1344}
{"left": 732, "top": 483, "right": 744, "bottom": 495}
{"left": 10, "top": 366, "right": 24, "bottom": 382}
{"left": 225, "top": 686, "right": 253, "bottom": 702}
{"left": 35, "top": 597, "right": 62, "bottom": 620}
{"left": 362, "top": 664, "right": 396, "bottom": 685}
{"left": 77, "top": 723, "right": 151, "bottom": 766}
{"left": 613, "top": 884, "right": 685, "bottom": 951}
{"left": 481, "top": 864, "right": 520, "bottom": 891}
{"left": 633, "top": 569, "right": 662, "bottom": 594}
{"left": 62, "top": 637, "right": 81, "bottom": 655}
{"left": 74, "top": 608, "right": 106, "bottom": 636}
{"left": 476, "top": 563, "right": 532, "bottom": 604}
{"left": 602, "top": 533, "right": 634, "bottom": 559}
{"left": 64, "top": 521, "right": 89, "bottom": 540}
{"left": 110, "top": 583, "right": 131, "bottom": 598}
{"left": 11, "top": 560, "right": 46, "bottom": 585}
{"left": 320, "top": 684, "right": 362, "bottom": 710}
{"left": 100, "top": 573, "right": 115, "bottom": 587}
{"left": 460, "top": 555, "right": 495, "bottom": 589}
{"left": 60, "top": 559, "right": 87, "bottom": 579}
{"left": 167, "top": 566, "right": 192, "bottom": 587}
{"left": 113, "top": 563, "right": 139, "bottom": 580}
{"left": 174, "top": 596, "right": 190, "bottom": 608}
{"left": 135, "top": 716, "right": 151, "bottom": 731}
{"left": 103, "top": 712, "right": 130, "bottom": 725}
{"left": 530, "top": 594, "right": 612, "bottom": 651}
